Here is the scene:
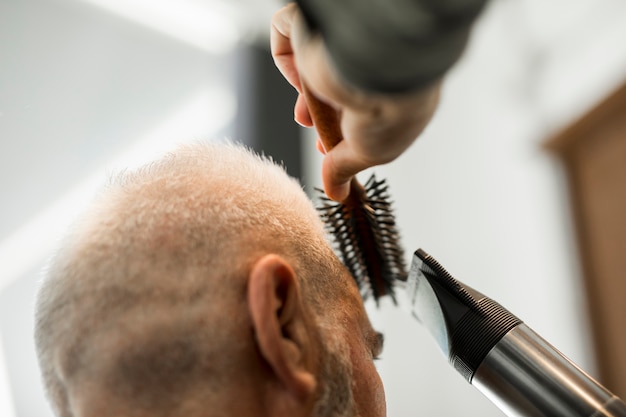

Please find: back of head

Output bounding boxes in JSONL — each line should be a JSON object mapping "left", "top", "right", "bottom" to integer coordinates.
{"left": 34, "top": 141, "right": 348, "bottom": 417}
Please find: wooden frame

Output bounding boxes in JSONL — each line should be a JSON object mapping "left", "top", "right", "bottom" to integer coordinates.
{"left": 546, "top": 79, "right": 626, "bottom": 398}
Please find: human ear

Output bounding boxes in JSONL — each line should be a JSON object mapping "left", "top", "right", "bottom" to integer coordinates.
{"left": 247, "top": 254, "right": 317, "bottom": 404}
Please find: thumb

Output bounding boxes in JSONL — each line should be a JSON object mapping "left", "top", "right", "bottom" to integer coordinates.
{"left": 321, "top": 143, "right": 370, "bottom": 202}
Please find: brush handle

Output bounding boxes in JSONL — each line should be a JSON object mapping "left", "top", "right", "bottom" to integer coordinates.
{"left": 301, "top": 83, "right": 343, "bottom": 152}
{"left": 301, "top": 83, "right": 366, "bottom": 206}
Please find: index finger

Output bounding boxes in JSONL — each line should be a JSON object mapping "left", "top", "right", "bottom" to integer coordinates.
{"left": 270, "top": 3, "right": 302, "bottom": 92}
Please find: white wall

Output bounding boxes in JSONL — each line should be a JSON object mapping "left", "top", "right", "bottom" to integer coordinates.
{"left": 304, "top": 0, "right": 626, "bottom": 415}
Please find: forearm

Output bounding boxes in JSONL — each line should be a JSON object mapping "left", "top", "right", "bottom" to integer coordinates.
{"left": 295, "top": 0, "right": 487, "bottom": 93}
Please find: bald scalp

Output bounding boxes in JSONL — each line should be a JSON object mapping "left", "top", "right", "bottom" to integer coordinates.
{"left": 34, "top": 141, "right": 352, "bottom": 416}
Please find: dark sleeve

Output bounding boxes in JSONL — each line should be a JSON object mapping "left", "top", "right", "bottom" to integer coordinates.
{"left": 295, "top": 0, "right": 487, "bottom": 93}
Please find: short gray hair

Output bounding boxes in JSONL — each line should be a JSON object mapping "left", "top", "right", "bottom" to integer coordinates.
{"left": 34, "top": 141, "right": 349, "bottom": 416}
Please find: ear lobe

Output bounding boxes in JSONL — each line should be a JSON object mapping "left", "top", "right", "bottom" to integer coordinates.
{"left": 248, "top": 254, "right": 317, "bottom": 403}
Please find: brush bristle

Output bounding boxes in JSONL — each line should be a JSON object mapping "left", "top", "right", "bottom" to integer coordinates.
{"left": 317, "top": 174, "right": 407, "bottom": 304}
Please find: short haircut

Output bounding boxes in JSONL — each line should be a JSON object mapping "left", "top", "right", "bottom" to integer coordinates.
{"left": 34, "top": 141, "right": 350, "bottom": 416}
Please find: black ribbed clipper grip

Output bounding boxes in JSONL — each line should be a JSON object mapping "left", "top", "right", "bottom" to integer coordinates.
{"left": 449, "top": 297, "right": 522, "bottom": 382}
{"left": 415, "top": 249, "right": 523, "bottom": 383}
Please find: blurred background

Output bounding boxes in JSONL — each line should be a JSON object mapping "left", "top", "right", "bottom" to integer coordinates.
{"left": 1, "top": 0, "right": 626, "bottom": 415}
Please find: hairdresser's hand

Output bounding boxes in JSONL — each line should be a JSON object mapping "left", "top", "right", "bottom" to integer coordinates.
{"left": 271, "top": 3, "right": 441, "bottom": 202}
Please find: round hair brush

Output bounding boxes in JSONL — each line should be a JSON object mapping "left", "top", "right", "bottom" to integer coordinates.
{"left": 301, "top": 84, "right": 407, "bottom": 304}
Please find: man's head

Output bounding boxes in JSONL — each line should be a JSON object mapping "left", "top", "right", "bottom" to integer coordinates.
{"left": 35, "top": 141, "right": 385, "bottom": 417}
